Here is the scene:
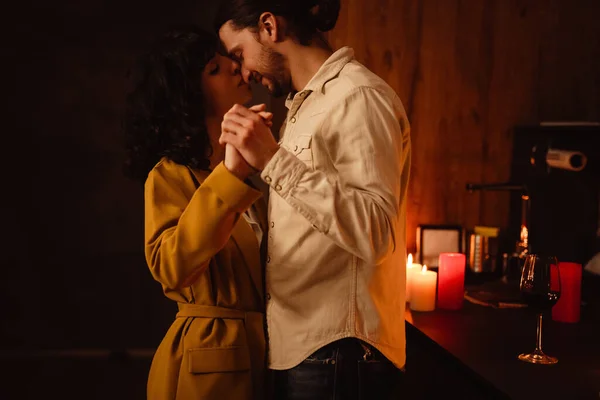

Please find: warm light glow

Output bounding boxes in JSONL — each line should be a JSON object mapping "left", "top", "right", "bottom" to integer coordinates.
{"left": 407, "top": 253, "right": 413, "bottom": 268}
{"left": 422, "top": 265, "right": 427, "bottom": 273}
{"left": 520, "top": 226, "right": 529, "bottom": 245}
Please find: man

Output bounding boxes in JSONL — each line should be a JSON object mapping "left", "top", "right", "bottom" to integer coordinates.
{"left": 214, "top": 1, "right": 411, "bottom": 398}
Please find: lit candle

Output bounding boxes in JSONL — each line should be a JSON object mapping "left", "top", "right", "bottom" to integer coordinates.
{"left": 406, "top": 253, "right": 422, "bottom": 303}
{"left": 410, "top": 265, "right": 437, "bottom": 312}
{"left": 437, "top": 252, "right": 466, "bottom": 310}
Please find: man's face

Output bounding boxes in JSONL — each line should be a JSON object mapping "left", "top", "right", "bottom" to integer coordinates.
{"left": 219, "top": 21, "right": 290, "bottom": 98}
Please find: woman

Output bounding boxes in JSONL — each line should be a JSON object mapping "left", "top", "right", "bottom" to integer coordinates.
{"left": 123, "top": 26, "right": 270, "bottom": 400}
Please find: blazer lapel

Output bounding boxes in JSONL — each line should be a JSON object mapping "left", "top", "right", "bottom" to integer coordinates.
{"left": 253, "top": 196, "right": 268, "bottom": 238}
{"left": 231, "top": 218, "right": 264, "bottom": 303}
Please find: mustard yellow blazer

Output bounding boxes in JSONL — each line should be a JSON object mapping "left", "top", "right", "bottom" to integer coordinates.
{"left": 144, "top": 157, "right": 267, "bottom": 400}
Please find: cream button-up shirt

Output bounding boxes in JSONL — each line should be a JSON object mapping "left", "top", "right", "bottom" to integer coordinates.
{"left": 261, "top": 47, "right": 411, "bottom": 370}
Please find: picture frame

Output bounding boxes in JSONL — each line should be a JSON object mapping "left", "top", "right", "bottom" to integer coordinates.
{"left": 416, "top": 224, "right": 464, "bottom": 267}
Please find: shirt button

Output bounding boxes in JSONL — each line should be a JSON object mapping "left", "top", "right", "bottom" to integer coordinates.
{"left": 267, "top": 255, "right": 271, "bottom": 263}
{"left": 264, "top": 176, "right": 272, "bottom": 183}
{"left": 266, "top": 293, "right": 271, "bottom": 301}
{"left": 290, "top": 117, "right": 296, "bottom": 123}
{"left": 270, "top": 221, "right": 274, "bottom": 228}
{"left": 275, "top": 184, "right": 282, "bottom": 191}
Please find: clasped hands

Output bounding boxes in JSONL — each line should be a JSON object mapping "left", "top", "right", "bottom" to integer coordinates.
{"left": 220, "top": 103, "right": 280, "bottom": 181}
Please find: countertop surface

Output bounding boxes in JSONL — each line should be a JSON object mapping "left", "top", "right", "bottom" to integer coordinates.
{"left": 405, "top": 273, "right": 600, "bottom": 400}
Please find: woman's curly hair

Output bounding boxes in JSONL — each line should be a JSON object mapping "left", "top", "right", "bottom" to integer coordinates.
{"left": 122, "top": 25, "right": 219, "bottom": 182}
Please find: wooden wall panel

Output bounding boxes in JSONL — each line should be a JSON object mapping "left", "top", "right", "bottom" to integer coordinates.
{"left": 327, "top": 0, "right": 600, "bottom": 252}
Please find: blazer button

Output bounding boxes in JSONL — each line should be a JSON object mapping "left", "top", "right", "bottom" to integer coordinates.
{"left": 266, "top": 293, "right": 271, "bottom": 301}
{"left": 267, "top": 255, "right": 271, "bottom": 263}
{"left": 270, "top": 221, "right": 275, "bottom": 228}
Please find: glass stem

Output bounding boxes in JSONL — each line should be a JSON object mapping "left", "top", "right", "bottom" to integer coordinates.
{"left": 535, "top": 313, "right": 543, "bottom": 353}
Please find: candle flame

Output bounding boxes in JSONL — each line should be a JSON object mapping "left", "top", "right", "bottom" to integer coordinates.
{"left": 407, "top": 253, "right": 413, "bottom": 268}
{"left": 520, "top": 226, "right": 528, "bottom": 245}
{"left": 422, "top": 265, "right": 427, "bottom": 273}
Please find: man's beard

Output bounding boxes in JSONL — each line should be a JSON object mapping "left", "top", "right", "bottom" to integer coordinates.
{"left": 257, "top": 45, "right": 289, "bottom": 98}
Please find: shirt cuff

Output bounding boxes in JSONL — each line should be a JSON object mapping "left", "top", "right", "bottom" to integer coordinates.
{"left": 203, "top": 162, "right": 262, "bottom": 212}
{"left": 260, "top": 147, "right": 307, "bottom": 198}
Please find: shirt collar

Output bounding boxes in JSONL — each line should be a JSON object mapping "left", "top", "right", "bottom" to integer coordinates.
{"left": 285, "top": 47, "right": 355, "bottom": 108}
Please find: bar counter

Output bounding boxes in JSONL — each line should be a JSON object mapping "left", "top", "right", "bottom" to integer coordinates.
{"left": 404, "top": 272, "right": 600, "bottom": 399}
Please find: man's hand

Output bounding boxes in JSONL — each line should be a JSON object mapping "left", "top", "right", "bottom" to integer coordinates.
{"left": 222, "top": 104, "right": 273, "bottom": 180}
{"left": 248, "top": 103, "right": 274, "bottom": 128}
{"left": 220, "top": 103, "right": 279, "bottom": 171}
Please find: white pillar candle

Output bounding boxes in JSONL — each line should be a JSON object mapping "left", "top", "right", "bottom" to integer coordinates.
{"left": 409, "top": 265, "right": 437, "bottom": 312}
{"left": 405, "top": 253, "right": 422, "bottom": 303}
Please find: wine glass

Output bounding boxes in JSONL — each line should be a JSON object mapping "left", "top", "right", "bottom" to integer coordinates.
{"left": 518, "top": 254, "right": 561, "bottom": 364}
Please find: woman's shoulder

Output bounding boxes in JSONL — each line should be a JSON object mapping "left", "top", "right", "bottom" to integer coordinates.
{"left": 148, "top": 156, "right": 182, "bottom": 178}
{"left": 146, "top": 157, "right": 204, "bottom": 190}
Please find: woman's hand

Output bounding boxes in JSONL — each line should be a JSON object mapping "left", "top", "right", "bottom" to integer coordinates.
{"left": 222, "top": 103, "right": 274, "bottom": 180}
{"left": 224, "top": 143, "right": 255, "bottom": 181}
{"left": 220, "top": 103, "right": 279, "bottom": 171}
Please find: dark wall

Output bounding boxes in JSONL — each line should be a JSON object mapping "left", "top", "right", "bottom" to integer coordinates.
{"left": 3, "top": 0, "right": 227, "bottom": 351}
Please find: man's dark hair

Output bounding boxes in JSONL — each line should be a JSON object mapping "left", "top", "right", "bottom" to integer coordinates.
{"left": 214, "top": 0, "right": 341, "bottom": 45}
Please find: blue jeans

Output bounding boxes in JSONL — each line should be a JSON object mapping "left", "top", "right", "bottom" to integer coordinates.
{"left": 272, "top": 338, "right": 404, "bottom": 400}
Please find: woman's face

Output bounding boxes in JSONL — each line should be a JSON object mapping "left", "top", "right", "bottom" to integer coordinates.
{"left": 201, "top": 53, "right": 252, "bottom": 117}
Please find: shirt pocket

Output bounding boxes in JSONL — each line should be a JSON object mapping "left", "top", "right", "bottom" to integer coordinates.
{"left": 291, "top": 134, "right": 313, "bottom": 165}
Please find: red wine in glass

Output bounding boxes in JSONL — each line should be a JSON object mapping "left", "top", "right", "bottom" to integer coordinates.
{"left": 521, "top": 290, "right": 560, "bottom": 313}
{"left": 518, "top": 254, "right": 561, "bottom": 364}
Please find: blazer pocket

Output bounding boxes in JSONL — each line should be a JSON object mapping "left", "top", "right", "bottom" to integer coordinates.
{"left": 292, "top": 135, "right": 313, "bottom": 163}
{"left": 188, "top": 346, "right": 251, "bottom": 374}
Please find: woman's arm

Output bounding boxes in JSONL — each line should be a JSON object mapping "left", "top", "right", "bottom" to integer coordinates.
{"left": 144, "top": 159, "right": 261, "bottom": 289}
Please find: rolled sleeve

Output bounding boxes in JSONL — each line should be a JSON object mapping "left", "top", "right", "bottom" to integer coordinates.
{"left": 260, "top": 147, "right": 307, "bottom": 199}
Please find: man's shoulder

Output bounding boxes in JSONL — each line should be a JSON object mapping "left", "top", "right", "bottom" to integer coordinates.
{"left": 326, "top": 59, "right": 397, "bottom": 102}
